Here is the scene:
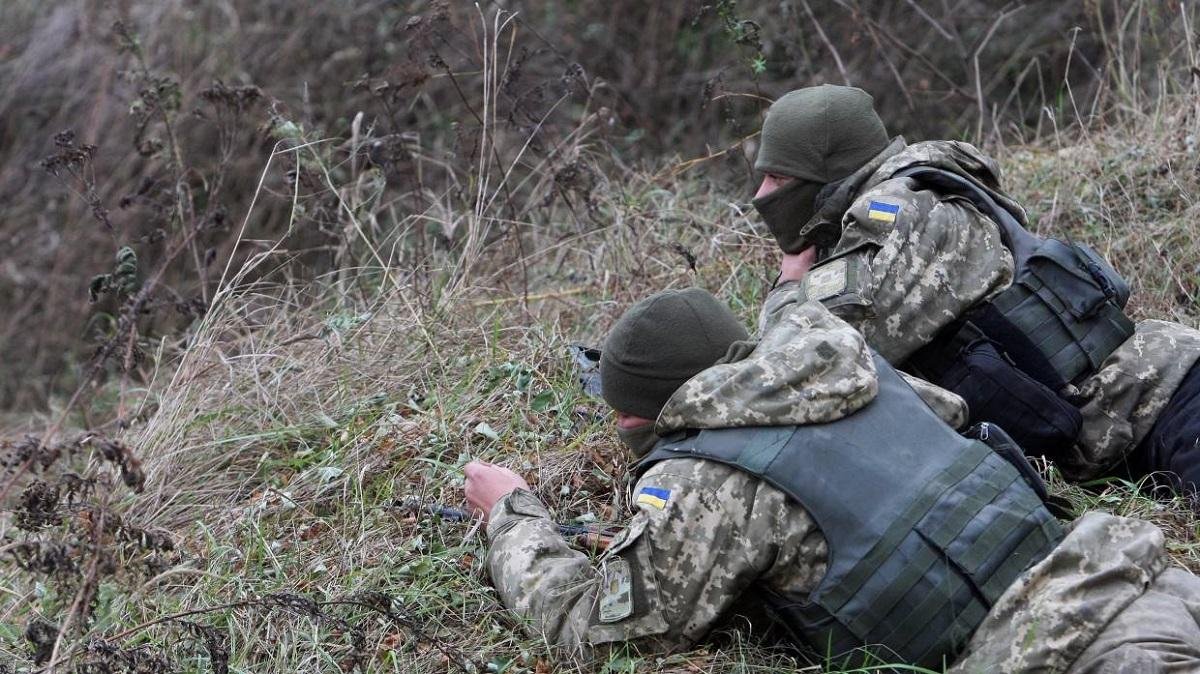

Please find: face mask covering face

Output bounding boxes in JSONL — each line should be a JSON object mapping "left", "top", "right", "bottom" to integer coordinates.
{"left": 752, "top": 178, "right": 824, "bottom": 254}
{"left": 617, "top": 423, "right": 660, "bottom": 458}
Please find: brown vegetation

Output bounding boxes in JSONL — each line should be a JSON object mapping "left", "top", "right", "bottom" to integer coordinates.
{"left": 0, "top": 0, "right": 1198, "bottom": 672}
{"left": 0, "top": 0, "right": 1182, "bottom": 411}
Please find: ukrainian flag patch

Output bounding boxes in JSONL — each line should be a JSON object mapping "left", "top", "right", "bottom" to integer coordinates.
{"left": 636, "top": 486, "right": 671, "bottom": 510}
{"left": 866, "top": 200, "right": 900, "bottom": 223}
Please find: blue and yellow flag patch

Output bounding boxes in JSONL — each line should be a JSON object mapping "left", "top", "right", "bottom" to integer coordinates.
{"left": 866, "top": 200, "right": 900, "bottom": 223}
{"left": 636, "top": 486, "right": 671, "bottom": 510}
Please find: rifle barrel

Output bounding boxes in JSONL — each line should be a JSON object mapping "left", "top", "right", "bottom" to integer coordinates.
{"left": 402, "top": 500, "right": 613, "bottom": 538}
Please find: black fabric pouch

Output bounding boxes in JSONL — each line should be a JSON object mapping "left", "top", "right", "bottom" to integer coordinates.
{"left": 915, "top": 337, "right": 1082, "bottom": 462}
{"left": 964, "top": 422, "right": 1049, "bottom": 502}
{"left": 965, "top": 421, "right": 1074, "bottom": 517}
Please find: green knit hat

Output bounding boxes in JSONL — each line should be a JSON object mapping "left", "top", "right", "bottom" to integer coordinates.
{"left": 755, "top": 85, "right": 889, "bottom": 182}
{"left": 600, "top": 288, "right": 749, "bottom": 420}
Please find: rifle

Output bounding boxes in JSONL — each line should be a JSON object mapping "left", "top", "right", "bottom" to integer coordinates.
{"left": 397, "top": 499, "right": 622, "bottom": 549}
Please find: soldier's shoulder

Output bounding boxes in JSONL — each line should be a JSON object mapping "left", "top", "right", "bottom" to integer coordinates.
{"left": 876, "top": 139, "right": 1001, "bottom": 181}
{"left": 637, "top": 455, "right": 794, "bottom": 515}
{"left": 635, "top": 455, "right": 798, "bottom": 517}
{"left": 856, "top": 176, "right": 924, "bottom": 203}
{"left": 637, "top": 456, "right": 750, "bottom": 491}
{"left": 842, "top": 179, "right": 931, "bottom": 236}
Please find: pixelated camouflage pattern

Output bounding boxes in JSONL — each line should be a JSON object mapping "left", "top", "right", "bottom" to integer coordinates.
{"left": 484, "top": 459, "right": 827, "bottom": 648}
{"left": 1069, "top": 566, "right": 1200, "bottom": 672}
{"left": 837, "top": 175, "right": 1013, "bottom": 360}
{"left": 484, "top": 296, "right": 1198, "bottom": 666}
{"left": 484, "top": 298, "right": 968, "bottom": 650}
{"left": 763, "top": 139, "right": 1200, "bottom": 477}
{"left": 760, "top": 143, "right": 1017, "bottom": 364}
{"left": 948, "top": 512, "right": 1200, "bottom": 673}
{"left": 1067, "top": 320, "right": 1200, "bottom": 479}
{"left": 656, "top": 300, "right": 878, "bottom": 433}
{"left": 870, "top": 140, "right": 1031, "bottom": 227}
{"left": 897, "top": 369, "right": 969, "bottom": 430}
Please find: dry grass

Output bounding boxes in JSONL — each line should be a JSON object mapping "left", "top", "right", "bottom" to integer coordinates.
{"left": 5, "top": 116, "right": 1197, "bottom": 671}
{"left": 2, "top": 3, "right": 1200, "bottom": 673}
{"left": 43, "top": 154, "right": 781, "bottom": 674}
{"left": 1, "top": 0, "right": 1187, "bottom": 411}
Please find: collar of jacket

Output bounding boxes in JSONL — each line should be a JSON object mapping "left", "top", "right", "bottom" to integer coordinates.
{"left": 795, "top": 136, "right": 908, "bottom": 250}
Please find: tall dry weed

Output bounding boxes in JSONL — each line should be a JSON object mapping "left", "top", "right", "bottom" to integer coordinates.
{"left": 0, "top": 0, "right": 1190, "bottom": 410}
{"left": 1, "top": 1, "right": 1199, "bottom": 671}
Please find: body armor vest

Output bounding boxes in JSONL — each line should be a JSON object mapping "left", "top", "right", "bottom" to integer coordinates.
{"left": 635, "top": 356, "right": 1063, "bottom": 668}
{"left": 897, "top": 166, "right": 1134, "bottom": 389}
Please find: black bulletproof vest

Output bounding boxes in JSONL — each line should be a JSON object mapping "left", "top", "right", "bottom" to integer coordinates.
{"left": 635, "top": 356, "right": 1063, "bottom": 668}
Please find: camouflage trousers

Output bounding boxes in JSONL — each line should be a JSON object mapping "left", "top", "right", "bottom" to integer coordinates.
{"left": 1071, "top": 567, "right": 1200, "bottom": 673}
{"left": 949, "top": 512, "right": 1200, "bottom": 673}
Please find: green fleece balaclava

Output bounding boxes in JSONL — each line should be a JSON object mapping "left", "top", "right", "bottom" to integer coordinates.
{"left": 752, "top": 179, "right": 828, "bottom": 253}
{"left": 600, "top": 288, "right": 749, "bottom": 423}
{"left": 615, "top": 423, "right": 660, "bottom": 458}
{"left": 753, "top": 84, "right": 890, "bottom": 252}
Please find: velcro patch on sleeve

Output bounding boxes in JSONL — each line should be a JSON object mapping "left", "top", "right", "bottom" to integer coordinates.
{"left": 866, "top": 200, "right": 900, "bottom": 223}
{"left": 635, "top": 486, "right": 671, "bottom": 510}
{"left": 598, "top": 557, "right": 634, "bottom": 623}
{"left": 803, "top": 257, "right": 850, "bottom": 302}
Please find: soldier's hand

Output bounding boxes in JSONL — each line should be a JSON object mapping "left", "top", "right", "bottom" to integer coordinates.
{"left": 464, "top": 461, "right": 531, "bottom": 523}
{"left": 779, "top": 245, "right": 818, "bottom": 283}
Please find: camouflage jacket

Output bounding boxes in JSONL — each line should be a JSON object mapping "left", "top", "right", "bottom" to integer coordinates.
{"left": 760, "top": 138, "right": 1200, "bottom": 479}
{"left": 485, "top": 301, "right": 966, "bottom": 650}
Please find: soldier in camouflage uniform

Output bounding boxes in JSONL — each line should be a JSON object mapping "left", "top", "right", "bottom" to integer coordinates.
{"left": 464, "top": 288, "right": 1200, "bottom": 671}
{"left": 750, "top": 84, "right": 1200, "bottom": 491}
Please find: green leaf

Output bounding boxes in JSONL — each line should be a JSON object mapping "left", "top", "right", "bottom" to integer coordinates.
{"left": 397, "top": 556, "right": 435, "bottom": 579}
{"left": 601, "top": 656, "right": 642, "bottom": 674}
{"left": 485, "top": 658, "right": 515, "bottom": 673}
{"left": 272, "top": 119, "right": 303, "bottom": 140}
{"left": 313, "top": 466, "right": 344, "bottom": 483}
{"left": 88, "top": 274, "right": 110, "bottom": 303}
{"left": 530, "top": 390, "right": 556, "bottom": 412}
{"left": 474, "top": 422, "right": 501, "bottom": 442}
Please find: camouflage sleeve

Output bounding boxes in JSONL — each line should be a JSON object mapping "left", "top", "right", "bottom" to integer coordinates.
{"left": 898, "top": 370, "right": 968, "bottom": 429}
{"left": 761, "top": 178, "right": 1014, "bottom": 364}
{"left": 484, "top": 459, "right": 827, "bottom": 650}
{"left": 1068, "top": 320, "right": 1200, "bottom": 479}
{"left": 757, "top": 280, "right": 807, "bottom": 338}
{"left": 484, "top": 489, "right": 600, "bottom": 647}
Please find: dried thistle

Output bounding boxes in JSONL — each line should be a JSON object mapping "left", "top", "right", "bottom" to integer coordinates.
{"left": 25, "top": 617, "right": 58, "bottom": 665}
{"left": 83, "top": 436, "right": 146, "bottom": 493}
{"left": 15, "top": 479, "right": 62, "bottom": 531}
{"left": 198, "top": 80, "right": 262, "bottom": 117}
{"left": 179, "top": 621, "right": 230, "bottom": 674}
{"left": 1, "top": 435, "right": 68, "bottom": 475}
{"left": 41, "top": 130, "right": 97, "bottom": 177}
{"left": 77, "top": 638, "right": 175, "bottom": 674}
{"left": 40, "top": 129, "right": 112, "bottom": 231}
{"left": 11, "top": 540, "right": 78, "bottom": 578}
{"left": 263, "top": 592, "right": 322, "bottom": 618}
